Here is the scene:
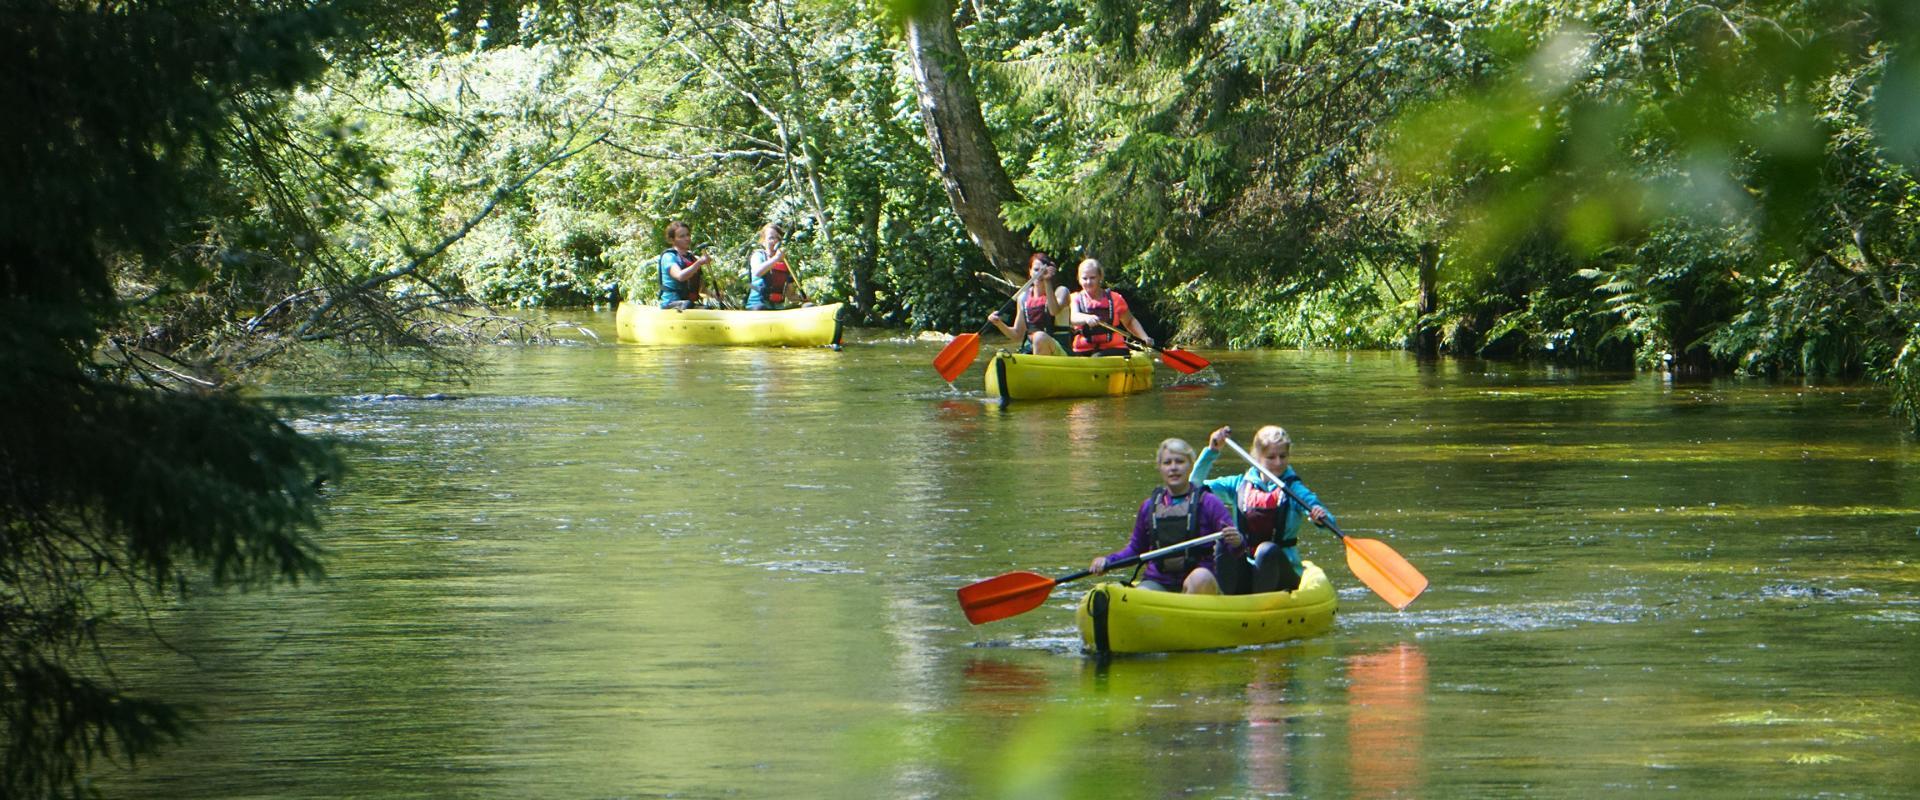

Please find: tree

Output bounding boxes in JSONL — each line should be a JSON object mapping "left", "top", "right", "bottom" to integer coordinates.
{"left": 900, "top": 0, "right": 1033, "bottom": 278}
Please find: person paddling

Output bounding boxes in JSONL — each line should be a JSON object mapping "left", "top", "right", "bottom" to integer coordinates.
{"left": 658, "top": 220, "right": 725, "bottom": 310}
{"left": 1194, "top": 425, "right": 1332, "bottom": 594}
{"left": 1090, "top": 438, "right": 1240, "bottom": 594}
{"left": 746, "top": 223, "right": 807, "bottom": 310}
{"left": 987, "top": 252, "right": 1066, "bottom": 355}
{"left": 1067, "top": 258, "right": 1150, "bottom": 357}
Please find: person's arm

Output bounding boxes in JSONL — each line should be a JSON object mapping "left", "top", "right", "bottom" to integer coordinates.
{"left": 1040, "top": 278, "right": 1064, "bottom": 317}
{"left": 1191, "top": 444, "right": 1220, "bottom": 484}
{"left": 1201, "top": 492, "right": 1241, "bottom": 553}
{"left": 668, "top": 253, "right": 705, "bottom": 282}
{"left": 1068, "top": 293, "right": 1101, "bottom": 327}
{"left": 1092, "top": 499, "right": 1154, "bottom": 573}
{"left": 1286, "top": 476, "right": 1334, "bottom": 527}
{"left": 749, "top": 249, "right": 772, "bottom": 278}
{"left": 987, "top": 308, "right": 1021, "bottom": 341}
{"left": 989, "top": 290, "right": 1028, "bottom": 340}
{"left": 1116, "top": 294, "right": 1152, "bottom": 346}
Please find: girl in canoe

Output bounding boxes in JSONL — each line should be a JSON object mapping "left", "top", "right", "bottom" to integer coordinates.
{"left": 746, "top": 223, "right": 808, "bottom": 311}
{"left": 658, "top": 220, "right": 726, "bottom": 309}
{"left": 986, "top": 252, "right": 1066, "bottom": 355}
{"left": 1194, "top": 425, "right": 1333, "bottom": 594}
{"left": 1090, "top": 438, "right": 1240, "bottom": 593}
{"left": 1067, "top": 258, "right": 1152, "bottom": 357}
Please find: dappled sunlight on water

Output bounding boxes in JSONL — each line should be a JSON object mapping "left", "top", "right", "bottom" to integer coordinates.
{"left": 98, "top": 320, "right": 1920, "bottom": 798}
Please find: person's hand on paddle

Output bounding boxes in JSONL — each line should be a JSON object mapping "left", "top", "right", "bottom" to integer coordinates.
{"left": 1220, "top": 525, "right": 1242, "bottom": 549}
{"left": 1307, "top": 505, "right": 1329, "bottom": 526}
{"left": 1208, "top": 426, "right": 1232, "bottom": 451}
{"left": 1089, "top": 555, "right": 1109, "bottom": 575}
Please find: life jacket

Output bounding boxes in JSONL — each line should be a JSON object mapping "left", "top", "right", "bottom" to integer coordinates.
{"left": 1147, "top": 487, "right": 1205, "bottom": 573}
{"left": 1071, "top": 290, "right": 1128, "bottom": 353}
{"left": 750, "top": 249, "right": 792, "bottom": 306}
{"left": 1020, "top": 287, "right": 1052, "bottom": 330}
{"left": 659, "top": 249, "right": 702, "bottom": 305}
{"left": 1236, "top": 473, "right": 1298, "bottom": 549}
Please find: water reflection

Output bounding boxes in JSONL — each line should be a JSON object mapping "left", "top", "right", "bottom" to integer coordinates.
{"left": 1242, "top": 654, "right": 1296, "bottom": 796}
{"left": 96, "top": 334, "right": 1920, "bottom": 798}
{"left": 1347, "top": 643, "right": 1428, "bottom": 799}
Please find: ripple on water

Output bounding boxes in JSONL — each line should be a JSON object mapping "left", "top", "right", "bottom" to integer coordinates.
{"left": 1756, "top": 583, "right": 1876, "bottom": 601}
{"left": 734, "top": 558, "right": 865, "bottom": 576}
{"left": 1349, "top": 597, "right": 1656, "bottom": 637}
{"left": 967, "top": 631, "right": 1086, "bottom": 656}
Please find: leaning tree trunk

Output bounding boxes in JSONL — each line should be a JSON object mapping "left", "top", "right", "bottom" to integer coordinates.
{"left": 904, "top": 0, "right": 1030, "bottom": 279}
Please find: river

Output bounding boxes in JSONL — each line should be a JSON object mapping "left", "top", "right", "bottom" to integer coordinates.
{"left": 101, "top": 313, "right": 1920, "bottom": 798}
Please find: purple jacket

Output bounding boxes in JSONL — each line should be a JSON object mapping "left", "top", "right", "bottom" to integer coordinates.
{"left": 1105, "top": 488, "right": 1234, "bottom": 588}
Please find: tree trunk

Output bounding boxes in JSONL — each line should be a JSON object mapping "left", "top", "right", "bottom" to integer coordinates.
{"left": 851, "top": 184, "right": 882, "bottom": 322}
{"left": 904, "top": 0, "right": 1030, "bottom": 278}
{"left": 1414, "top": 241, "right": 1440, "bottom": 357}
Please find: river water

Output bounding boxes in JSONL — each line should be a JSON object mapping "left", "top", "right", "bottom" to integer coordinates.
{"left": 102, "top": 314, "right": 1920, "bottom": 798}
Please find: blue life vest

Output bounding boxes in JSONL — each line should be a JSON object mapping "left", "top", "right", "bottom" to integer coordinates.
{"left": 658, "top": 249, "right": 701, "bottom": 307}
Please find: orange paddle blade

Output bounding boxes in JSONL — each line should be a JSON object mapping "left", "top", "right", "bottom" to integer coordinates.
{"left": 1343, "top": 536, "right": 1428, "bottom": 610}
{"left": 1158, "top": 347, "right": 1210, "bottom": 374}
{"left": 932, "top": 333, "right": 982, "bottom": 383}
{"left": 957, "top": 571, "right": 1059, "bottom": 624}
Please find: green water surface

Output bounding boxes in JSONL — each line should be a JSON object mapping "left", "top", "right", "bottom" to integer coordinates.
{"left": 101, "top": 315, "right": 1920, "bottom": 798}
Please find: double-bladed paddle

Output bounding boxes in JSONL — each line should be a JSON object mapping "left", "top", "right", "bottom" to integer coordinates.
{"left": 932, "top": 275, "right": 1038, "bottom": 383}
{"left": 1094, "top": 321, "right": 1211, "bottom": 375}
{"left": 957, "top": 531, "right": 1229, "bottom": 625}
{"left": 1222, "top": 437, "right": 1428, "bottom": 610}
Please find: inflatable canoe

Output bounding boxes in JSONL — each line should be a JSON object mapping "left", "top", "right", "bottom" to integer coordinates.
{"left": 615, "top": 301, "right": 843, "bottom": 347}
{"left": 1076, "top": 562, "right": 1337, "bottom": 654}
{"left": 983, "top": 351, "right": 1153, "bottom": 403}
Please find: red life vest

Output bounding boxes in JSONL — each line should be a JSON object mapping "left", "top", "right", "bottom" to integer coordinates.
{"left": 1236, "top": 477, "right": 1294, "bottom": 548}
{"left": 754, "top": 253, "right": 792, "bottom": 305}
{"left": 1071, "top": 290, "right": 1129, "bottom": 353}
{"left": 1020, "top": 287, "right": 1052, "bottom": 330}
{"left": 661, "top": 249, "right": 703, "bottom": 303}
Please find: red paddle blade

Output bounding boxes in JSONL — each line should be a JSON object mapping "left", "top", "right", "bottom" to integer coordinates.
{"left": 932, "top": 333, "right": 982, "bottom": 383}
{"left": 957, "top": 571, "right": 1059, "bottom": 624}
{"left": 1343, "top": 536, "right": 1428, "bottom": 610}
{"left": 1158, "top": 347, "right": 1209, "bottom": 374}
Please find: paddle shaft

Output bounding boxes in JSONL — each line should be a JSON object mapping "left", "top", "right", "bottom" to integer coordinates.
{"left": 1222, "top": 438, "right": 1345, "bottom": 538}
{"left": 1074, "top": 529, "right": 1229, "bottom": 582}
{"left": 972, "top": 530, "right": 1229, "bottom": 604}
{"left": 957, "top": 530, "right": 1230, "bottom": 624}
{"left": 1094, "top": 321, "right": 1208, "bottom": 370}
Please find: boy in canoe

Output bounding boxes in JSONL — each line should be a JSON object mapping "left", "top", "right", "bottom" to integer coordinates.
{"left": 1090, "top": 438, "right": 1240, "bottom": 593}
{"left": 1194, "top": 425, "right": 1332, "bottom": 594}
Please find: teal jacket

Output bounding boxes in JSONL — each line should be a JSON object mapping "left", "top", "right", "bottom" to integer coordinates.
{"left": 1191, "top": 447, "right": 1335, "bottom": 576}
{"left": 658, "top": 249, "right": 695, "bottom": 307}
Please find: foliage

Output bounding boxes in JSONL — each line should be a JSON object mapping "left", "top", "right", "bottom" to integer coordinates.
{"left": 14, "top": 1, "right": 1920, "bottom": 786}
{"left": 1, "top": 2, "right": 347, "bottom": 796}
{"left": 1388, "top": 0, "right": 1920, "bottom": 425}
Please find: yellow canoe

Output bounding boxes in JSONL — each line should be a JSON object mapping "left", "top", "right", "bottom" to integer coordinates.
{"left": 615, "top": 302, "right": 843, "bottom": 347}
{"left": 983, "top": 351, "right": 1153, "bottom": 402}
{"left": 1075, "top": 562, "right": 1338, "bottom": 654}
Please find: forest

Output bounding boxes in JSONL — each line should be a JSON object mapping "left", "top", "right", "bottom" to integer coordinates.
{"left": 4, "top": 0, "right": 1919, "bottom": 795}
